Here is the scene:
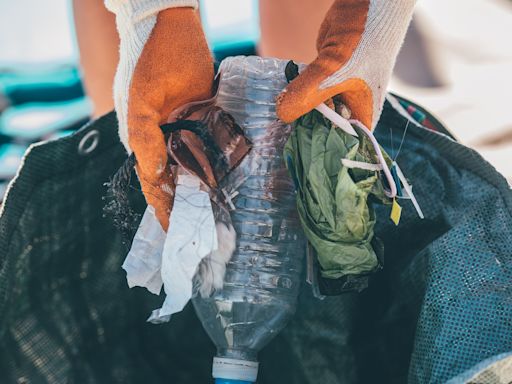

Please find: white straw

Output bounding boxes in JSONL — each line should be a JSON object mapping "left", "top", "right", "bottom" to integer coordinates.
{"left": 393, "top": 161, "right": 424, "bottom": 219}
{"left": 314, "top": 103, "right": 398, "bottom": 198}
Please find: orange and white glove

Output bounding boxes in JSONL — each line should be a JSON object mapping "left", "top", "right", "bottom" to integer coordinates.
{"left": 276, "top": 0, "right": 416, "bottom": 130}
{"left": 105, "top": 0, "right": 214, "bottom": 231}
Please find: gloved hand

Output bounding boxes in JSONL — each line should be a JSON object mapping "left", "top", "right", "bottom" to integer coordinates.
{"left": 276, "top": 0, "right": 416, "bottom": 130}
{"left": 105, "top": 0, "right": 214, "bottom": 230}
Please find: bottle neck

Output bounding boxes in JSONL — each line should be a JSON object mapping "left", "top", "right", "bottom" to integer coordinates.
{"left": 216, "top": 348, "right": 257, "bottom": 362}
{"left": 212, "top": 355, "right": 259, "bottom": 384}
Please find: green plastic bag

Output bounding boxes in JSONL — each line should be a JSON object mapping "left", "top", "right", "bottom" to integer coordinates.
{"left": 284, "top": 110, "right": 391, "bottom": 280}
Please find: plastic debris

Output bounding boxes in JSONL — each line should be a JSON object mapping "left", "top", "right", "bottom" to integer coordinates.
{"left": 148, "top": 173, "right": 217, "bottom": 323}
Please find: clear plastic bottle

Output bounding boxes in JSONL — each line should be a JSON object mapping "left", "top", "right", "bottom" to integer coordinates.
{"left": 192, "top": 56, "right": 305, "bottom": 384}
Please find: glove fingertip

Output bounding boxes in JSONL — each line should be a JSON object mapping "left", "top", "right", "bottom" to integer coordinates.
{"left": 276, "top": 62, "right": 331, "bottom": 123}
{"left": 276, "top": 89, "right": 309, "bottom": 124}
{"left": 157, "top": 211, "right": 169, "bottom": 232}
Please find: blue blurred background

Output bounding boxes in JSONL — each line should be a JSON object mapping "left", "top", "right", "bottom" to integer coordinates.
{"left": 0, "top": 0, "right": 511, "bottom": 201}
{"left": 0, "top": 0, "right": 259, "bottom": 199}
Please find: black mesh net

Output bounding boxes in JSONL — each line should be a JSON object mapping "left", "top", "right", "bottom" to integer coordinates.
{"left": 0, "top": 96, "right": 511, "bottom": 384}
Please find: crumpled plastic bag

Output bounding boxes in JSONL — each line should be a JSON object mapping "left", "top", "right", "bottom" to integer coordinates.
{"left": 284, "top": 110, "right": 391, "bottom": 283}
{"left": 112, "top": 87, "right": 252, "bottom": 323}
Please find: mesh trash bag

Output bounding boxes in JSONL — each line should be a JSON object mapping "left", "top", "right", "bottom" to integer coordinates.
{"left": 0, "top": 94, "right": 511, "bottom": 384}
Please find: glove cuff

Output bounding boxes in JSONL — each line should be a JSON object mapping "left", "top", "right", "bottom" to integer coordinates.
{"left": 319, "top": 0, "right": 416, "bottom": 128}
{"left": 366, "top": 0, "right": 416, "bottom": 54}
{"left": 105, "top": 0, "right": 198, "bottom": 24}
{"left": 105, "top": 1, "right": 198, "bottom": 152}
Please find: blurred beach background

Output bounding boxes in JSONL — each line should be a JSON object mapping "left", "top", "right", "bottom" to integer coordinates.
{"left": 0, "top": 0, "right": 510, "bottom": 201}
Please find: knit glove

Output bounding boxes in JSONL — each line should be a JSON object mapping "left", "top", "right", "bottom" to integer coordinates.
{"left": 276, "top": 0, "right": 416, "bottom": 130}
{"left": 105, "top": 0, "right": 214, "bottom": 230}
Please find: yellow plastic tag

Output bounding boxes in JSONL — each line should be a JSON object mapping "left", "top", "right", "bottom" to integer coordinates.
{"left": 390, "top": 198, "right": 402, "bottom": 226}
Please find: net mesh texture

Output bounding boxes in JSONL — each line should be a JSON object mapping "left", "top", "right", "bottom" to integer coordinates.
{"left": 0, "top": 96, "right": 511, "bottom": 384}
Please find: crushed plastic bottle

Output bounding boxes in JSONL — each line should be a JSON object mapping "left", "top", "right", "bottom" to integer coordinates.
{"left": 192, "top": 56, "right": 305, "bottom": 384}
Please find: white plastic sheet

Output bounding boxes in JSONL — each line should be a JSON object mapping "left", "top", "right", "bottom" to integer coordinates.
{"left": 122, "top": 205, "right": 165, "bottom": 295}
{"left": 147, "top": 174, "right": 217, "bottom": 324}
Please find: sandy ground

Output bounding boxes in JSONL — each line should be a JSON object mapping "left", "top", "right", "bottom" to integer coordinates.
{"left": 390, "top": 0, "right": 512, "bottom": 182}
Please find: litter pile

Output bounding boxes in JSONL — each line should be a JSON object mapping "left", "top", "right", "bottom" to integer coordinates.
{"left": 106, "top": 80, "right": 252, "bottom": 323}
{"left": 0, "top": 56, "right": 511, "bottom": 384}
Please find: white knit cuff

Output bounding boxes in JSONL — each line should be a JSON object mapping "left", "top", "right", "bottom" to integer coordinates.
{"left": 105, "top": 0, "right": 198, "bottom": 23}
{"left": 318, "top": 0, "right": 416, "bottom": 129}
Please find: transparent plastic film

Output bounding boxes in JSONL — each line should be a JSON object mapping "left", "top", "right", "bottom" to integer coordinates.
{"left": 192, "top": 57, "right": 306, "bottom": 382}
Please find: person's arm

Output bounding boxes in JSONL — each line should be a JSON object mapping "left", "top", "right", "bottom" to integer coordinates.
{"left": 277, "top": 0, "right": 416, "bottom": 130}
{"left": 106, "top": 0, "right": 214, "bottom": 231}
{"left": 73, "top": 0, "right": 119, "bottom": 117}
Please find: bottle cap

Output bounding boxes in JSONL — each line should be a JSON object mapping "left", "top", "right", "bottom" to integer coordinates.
{"left": 215, "top": 379, "right": 253, "bottom": 384}
{"left": 212, "top": 357, "right": 258, "bottom": 383}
